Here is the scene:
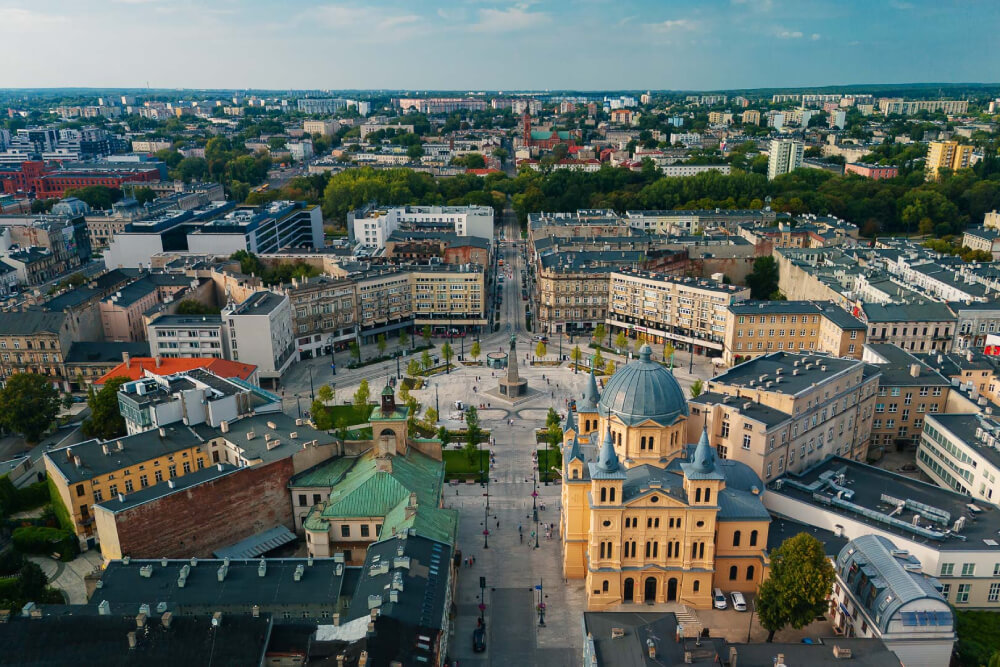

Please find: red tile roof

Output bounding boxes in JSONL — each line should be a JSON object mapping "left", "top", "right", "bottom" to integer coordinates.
{"left": 96, "top": 357, "right": 258, "bottom": 385}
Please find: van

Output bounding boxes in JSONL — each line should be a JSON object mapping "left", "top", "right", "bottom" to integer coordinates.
{"left": 731, "top": 592, "right": 747, "bottom": 612}
{"left": 713, "top": 588, "right": 727, "bottom": 610}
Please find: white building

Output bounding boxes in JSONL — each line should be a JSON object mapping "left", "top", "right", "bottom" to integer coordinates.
{"left": 830, "top": 535, "right": 954, "bottom": 667}
{"left": 287, "top": 140, "right": 314, "bottom": 161}
{"left": 350, "top": 205, "right": 494, "bottom": 250}
{"left": 146, "top": 314, "right": 228, "bottom": 360}
{"left": 918, "top": 413, "right": 1000, "bottom": 505}
{"left": 659, "top": 164, "right": 731, "bottom": 178}
{"left": 830, "top": 110, "right": 848, "bottom": 129}
{"left": 767, "top": 139, "right": 804, "bottom": 180}
{"left": 223, "top": 291, "right": 297, "bottom": 384}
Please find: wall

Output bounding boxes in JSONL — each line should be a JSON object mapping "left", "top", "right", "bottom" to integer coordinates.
{"left": 96, "top": 458, "right": 295, "bottom": 560}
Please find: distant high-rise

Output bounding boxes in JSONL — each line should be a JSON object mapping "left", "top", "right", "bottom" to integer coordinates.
{"left": 925, "top": 140, "right": 974, "bottom": 181}
{"left": 767, "top": 139, "right": 804, "bottom": 180}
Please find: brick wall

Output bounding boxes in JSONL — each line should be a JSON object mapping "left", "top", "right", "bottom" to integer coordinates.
{"left": 107, "top": 459, "right": 295, "bottom": 559}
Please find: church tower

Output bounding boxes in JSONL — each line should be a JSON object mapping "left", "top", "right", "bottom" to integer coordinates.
{"left": 522, "top": 110, "right": 531, "bottom": 146}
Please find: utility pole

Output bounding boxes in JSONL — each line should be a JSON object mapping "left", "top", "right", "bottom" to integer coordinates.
{"left": 483, "top": 497, "right": 489, "bottom": 548}
{"left": 532, "top": 470, "right": 539, "bottom": 548}
{"left": 537, "top": 579, "right": 546, "bottom": 627}
{"left": 435, "top": 384, "right": 439, "bottom": 416}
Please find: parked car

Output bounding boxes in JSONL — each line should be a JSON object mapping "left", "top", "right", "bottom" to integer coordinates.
{"left": 472, "top": 627, "right": 486, "bottom": 652}
{"left": 713, "top": 588, "right": 727, "bottom": 610}
{"left": 731, "top": 592, "right": 747, "bottom": 612}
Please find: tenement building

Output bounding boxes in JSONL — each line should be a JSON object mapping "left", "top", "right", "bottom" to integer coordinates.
{"left": 561, "top": 345, "right": 770, "bottom": 610}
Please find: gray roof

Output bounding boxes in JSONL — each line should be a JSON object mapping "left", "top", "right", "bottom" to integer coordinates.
{"left": 766, "top": 516, "right": 850, "bottom": 557}
{"left": 729, "top": 301, "right": 864, "bottom": 329}
{"left": 690, "top": 392, "right": 791, "bottom": 427}
{"left": 710, "top": 352, "right": 865, "bottom": 396}
{"left": 926, "top": 413, "right": 1000, "bottom": 471}
{"left": 0, "top": 310, "right": 66, "bottom": 335}
{"left": 577, "top": 370, "right": 601, "bottom": 413}
{"left": 863, "top": 344, "right": 950, "bottom": 387}
{"left": 227, "top": 290, "right": 286, "bottom": 315}
{"left": 837, "top": 534, "right": 950, "bottom": 635}
{"left": 598, "top": 345, "right": 688, "bottom": 427}
{"left": 191, "top": 412, "right": 336, "bottom": 464}
{"left": 94, "top": 463, "right": 239, "bottom": 513}
{"left": 148, "top": 313, "right": 224, "bottom": 328}
{"left": 46, "top": 425, "right": 204, "bottom": 485}
{"left": 862, "top": 301, "right": 957, "bottom": 324}
{"left": 64, "top": 341, "right": 150, "bottom": 364}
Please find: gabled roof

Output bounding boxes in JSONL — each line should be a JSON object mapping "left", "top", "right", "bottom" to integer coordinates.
{"left": 95, "top": 357, "right": 258, "bottom": 385}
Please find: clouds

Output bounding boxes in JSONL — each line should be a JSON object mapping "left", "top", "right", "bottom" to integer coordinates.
{"left": 470, "top": 5, "right": 550, "bottom": 32}
{"left": 0, "top": 7, "right": 68, "bottom": 31}
{"left": 646, "top": 18, "right": 696, "bottom": 33}
{"left": 776, "top": 29, "right": 803, "bottom": 39}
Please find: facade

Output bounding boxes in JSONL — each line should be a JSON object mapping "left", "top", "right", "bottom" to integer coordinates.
{"left": 350, "top": 205, "right": 494, "bottom": 250}
{"left": 222, "top": 291, "right": 296, "bottom": 382}
{"left": 830, "top": 535, "right": 955, "bottom": 667}
{"left": 606, "top": 269, "right": 750, "bottom": 356}
{"left": 561, "top": 346, "right": 770, "bottom": 610}
{"left": 767, "top": 140, "right": 804, "bottom": 180}
{"left": 861, "top": 302, "right": 957, "bottom": 354}
{"left": 0, "top": 310, "right": 73, "bottom": 389}
{"left": 961, "top": 227, "right": 1000, "bottom": 260}
{"left": 951, "top": 301, "right": 1000, "bottom": 352}
{"left": 146, "top": 314, "right": 228, "bottom": 359}
{"left": 845, "top": 163, "right": 899, "bottom": 180}
{"left": 878, "top": 99, "right": 969, "bottom": 116}
{"left": 917, "top": 413, "right": 1000, "bottom": 505}
{"left": 765, "top": 456, "right": 1000, "bottom": 609}
{"left": 0, "top": 160, "right": 160, "bottom": 199}
{"left": 396, "top": 97, "right": 486, "bottom": 113}
{"left": 689, "top": 352, "right": 878, "bottom": 482}
{"left": 724, "top": 301, "right": 866, "bottom": 366}
{"left": 925, "top": 141, "right": 974, "bottom": 180}
{"left": 284, "top": 274, "right": 358, "bottom": 359}
{"left": 98, "top": 274, "right": 198, "bottom": 342}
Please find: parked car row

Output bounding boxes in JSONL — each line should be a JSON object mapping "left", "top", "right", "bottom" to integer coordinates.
{"left": 713, "top": 588, "right": 747, "bottom": 611}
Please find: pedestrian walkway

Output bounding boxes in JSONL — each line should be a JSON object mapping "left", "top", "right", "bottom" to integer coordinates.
{"left": 29, "top": 549, "right": 102, "bottom": 604}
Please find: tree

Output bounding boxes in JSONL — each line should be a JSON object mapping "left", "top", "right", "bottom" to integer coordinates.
{"left": 317, "top": 384, "right": 334, "bottom": 405}
{"left": 606, "top": 360, "right": 616, "bottom": 375}
{"left": 593, "top": 323, "right": 605, "bottom": 344}
{"left": 592, "top": 350, "right": 605, "bottom": 371}
{"left": 441, "top": 342, "right": 454, "bottom": 373}
{"left": 615, "top": 331, "right": 628, "bottom": 351}
{"left": 543, "top": 408, "right": 562, "bottom": 483}
{"left": 436, "top": 425, "right": 450, "bottom": 445}
{"left": 464, "top": 405, "right": 483, "bottom": 464}
{"left": 399, "top": 383, "right": 411, "bottom": 404}
{"left": 376, "top": 333, "right": 387, "bottom": 357}
{"left": 407, "top": 359, "right": 421, "bottom": 377}
{"left": 690, "top": 379, "right": 704, "bottom": 398}
{"left": 81, "top": 376, "right": 129, "bottom": 440}
{"left": 0, "top": 374, "right": 61, "bottom": 443}
{"left": 176, "top": 299, "right": 220, "bottom": 315}
{"left": 64, "top": 185, "right": 122, "bottom": 211}
{"left": 535, "top": 341, "right": 547, "bottom": 359}
{"left": 746, "top": 256, "right": 780, "bottom": 300}
{"left": 399, "top": 330, "right": 409, "bottom": 348}
{"left": 406, "top": 143, "right": 424, "bottom": 161}
{"left": 349, "top": 341, "right": 361, "bottom": 363}
{"left": 353, "top": 379, "right": 370, "bottom": 410}
{"left": 421, "top": 349, "right": 433, "bottom": 370}
{"left": 132, "top": 186, "right": 156, "bottom": 206}
{"left": 425, "top": 406, "right": 438, "bottom": 424}
{"left": 663, "top": 342, "right": 676, "bottom": 364}
{"left": 757, "top": 533, "right": 835, "bottom": 642}
{"left": 470, "top": 341, "right": 481, "bottom": 362}
{"left": 422, "top": 325, "right": 432, "bottom": 346}
{"left": 571, "top": 345, "right": 582, "bottom": 372}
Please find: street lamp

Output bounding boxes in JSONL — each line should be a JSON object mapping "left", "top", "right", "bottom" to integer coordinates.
{"left": 531, "top": 471, "right": 539, "bottom": 549}
{"left": 395, "top": 352, "right": 401, "bottom": 380}
{"left": 483, "top": 500, "right": 489, "bottom": 548}
{"left": 308, "top": 365, "right": 315, "bottom": 401}
{"left": 435, "top": 384, "right": 439, "bottom": 416}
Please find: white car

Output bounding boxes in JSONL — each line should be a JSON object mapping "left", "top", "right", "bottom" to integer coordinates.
{"left": 713, "top": 588, "right": 727, "bottom": 610}
{"left": 731, "top": 592, "right": 747, "bottom": 612}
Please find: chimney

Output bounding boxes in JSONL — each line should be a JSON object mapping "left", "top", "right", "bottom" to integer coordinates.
{"left": 405, "top": 492, "right": 418, "bottom": 519}
{"left": 102, "top": 443, "right": 110, "bottom": 456}
{"left": 161, "top": 611, "right": 172, "bottom": 629}
{"left": 127, "top": 631, "right": 137, "bottom": 649}
{"left": 359, "top": 651, "right": 369, "bottom": 667}
{"left": 123, "top": 351, "right": 131, "bottom": 368}
{"left": 65, "top": 447, "right": 73, "bottom": 462}
{"left": 220, "top": 420, "right": 229, "bottom": 433}
{"left": 909, "top": 363, "right": 920, "bottom": 378}
{"left": 135, "top": 613, "right": 147, "bottom": 628}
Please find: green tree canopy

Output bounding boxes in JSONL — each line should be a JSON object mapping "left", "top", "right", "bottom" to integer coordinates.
{"left": 82, "top": 376, "right": 129, "bottom": 441}
{"left": 0, "top": 374, "right": 61, "bottom": 443}
{"left": 175, "top": 299, "right": 220, "bottom": 315}
{"left": 353, "top": 379, "right": 370, "bottom": 409}
{"left": 317, "top": 384, "right": 334, "bottom": 404}
{"left": 757, "top": 532, "right": 835, "bottom": 642}
{"left": 464, "top": 405, "right": 483, "bottom": 463}
{"left": 64, "top": 185, "right": 122, "bottom": 210}
{"left": 470, "top": 341, "right": 481, "bottom": 361}
{"left": 746, "top": 255, "right": 780, "bottom": 299}
{"left": 689, "top": 378, "right": 704, "bottom": 398}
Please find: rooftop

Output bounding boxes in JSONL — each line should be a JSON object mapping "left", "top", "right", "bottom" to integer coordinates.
{"left": 863, "top": 344, "right": 950, "bottom": 387}
{"left": 96, "top": 357, "right": 257, "bottom": 385}
{"left": 191, "top": 412, "right": 336, "bottom": 464}
{"left": 0, "top": 310, "right": 65, "bottom": 336}
{"left": 64, "top": 341, "right": 151, "bottom": 365}
{"left": 925, "top": 412, "right": 1000, "bottom": 472}
{"left": 862, "top": 301, "right": 957, "bottom": 323}
{"left": 709, "top": 352, "right": 868, "bottom": 396}
{"left": 690, "top": 391, "right": 791, "bottom": 427}
{"left": 770, "top": 456, "right": 1000, "bottom": 551}
{"left": 94, "top": 463, "right": 239, "bottom": 513}
{"left": 225, "top": 291, "right": 286, "bottom": 316}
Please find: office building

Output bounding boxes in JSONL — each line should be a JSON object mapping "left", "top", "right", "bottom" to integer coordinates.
{"left": 917, "top": 413, "right": 1000, "bottom": 505}
{"left": 222, "top": 291, "right": 296, "bottom": 383}
{"left": 767, "top": 140, "right": 804, "bottom": 180}
{"left": 350, "top": 204, "right": 494, "bottom": 250}
{"left": 146, "top": 314, "right": 228, "bottom": 360}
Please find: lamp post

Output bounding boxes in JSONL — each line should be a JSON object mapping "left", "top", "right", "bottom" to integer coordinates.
{"left": 689, "top": 341, "right": 694, "bottom": 374}
{"left": 308, "top": 365, "right": 315, "bottom": 401}
{"left": 435, "top": 384, "right": 439, "bottom": 416}
{"left": 532, "top": 471, "right": 539, "bottom": 549}
{"left": 537, "top": 579, "right": 546, "bottom": 627}
{"left": 483, "top": 498, "right": 489, "bottom": 548}
{"left": 395, "top": 352, "right": 400, "bottom": 380}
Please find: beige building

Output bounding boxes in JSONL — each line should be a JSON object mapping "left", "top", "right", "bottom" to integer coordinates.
{"left": 688, "top": 352, "right": 878, "bottom": 482}
{"left": 724, "top": 301, "right": 866, "bottom": 366}
{"left": 536, "top": 266, "right": 611, "bottom": 335}
{"left": 283, "top": 275, "right": 358, "bottom": 359}
{"left": 740, "top": 110, "right": 761, "bottom": 126}
{"left": 606, "top": 269, "right": 749, "bottom": 357}
{"left": 861, "top": 302, "right": 957, "bottom": 354}
{"left": 302, "top": 119, "right": 339, "bottom": 137}
{"left": 925, "top": 141, "right": 974, "bottom": 180}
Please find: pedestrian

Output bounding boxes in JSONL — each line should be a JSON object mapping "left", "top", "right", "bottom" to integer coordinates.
{"left": 518, "top": 523, "right": 522, "bottom": 533}
{"left": 520, "top": 533, "right": 523, "bottom": 544}
{"left": 496, "top": 519, "right": 500, "bottom": 528}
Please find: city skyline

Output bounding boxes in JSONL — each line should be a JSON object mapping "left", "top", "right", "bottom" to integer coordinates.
{"left": 1, "top": 0, "right": 998, "bottom": 90}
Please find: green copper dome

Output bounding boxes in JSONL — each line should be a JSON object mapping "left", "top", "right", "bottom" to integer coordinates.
{"left": 597, "top": 344, "right": 689, "bottom": 426}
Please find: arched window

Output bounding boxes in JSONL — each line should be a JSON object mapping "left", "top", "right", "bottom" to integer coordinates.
{"left": 733, "top": 530, "right": 742, "bottom": 547}
{"left": 750, "top": 530, "right": 758, "bottom": 547}
{"left": 693, "top": 580, "right": 700, "bottom": 592}
{"left": 602, "top": 580, "right": 609, "bottom": 593}
{"left": 640, "top": 436, "right": 646, "bottom": 450}
{"left": 729, "top": 565, "right": 738, "bottom": 580}
{"left": 610, "top": 487, "right": 616, "bottom": 502}
{"left": 704, "top": 487, "right": 712, "bottom": 503}
{"left": 746, "top": 565, "right": 756, "bottom": 581}
{"left": 600, "top": 542, "right": 606, "bottom": 558}
{"left": 600, "top": 487, "right": 607, "bottom": 502}
{"left": 652, "top": 541, "right": 659, "bottom": 558}
{"left": 572, "top": 469, "right": 579, "bottom": 479}
{"left": 695, "top": 488, "right": 702, "bottom": 503}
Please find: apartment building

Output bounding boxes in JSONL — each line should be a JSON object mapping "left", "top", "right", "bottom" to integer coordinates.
{"left": 740, "top": 110, "right": 761, "bottom": 126}
{"left": 878, "top": 99, "right": 969, "bottom": 116}
{"left": 961, "top": 227, "right": 1000, "bottom": 260}
{"left": 146, "top": 314, "right": 228, "bottom": 359}
{"left": 222, "top": 291, "right": 296, "bottom": 384}
{"left": 606, "top": 269, "right": 749, "bottom": 356}
{"left": 767, "top": 139, "right": 804, "bottom": 180}
{"left": 350, "top": 205, "right": 494, "bottom": 250}
{"left": 845, "top": 162, "right": 899, "bottom": 180}
{"left": 925, "top": 141, "right": 974, "bottom": 180}
{"left": 353, "top": 268, "right": 413, "bottom": 343}
{"left": 918, "top": 413, "right": 1000, "bottom": 505}
{"left": 0, "top": 310, "right": 73, "bottom": 388}
{"left": 284, "top": 275, "right": 358, "bottom": 359}
{"left": 952, "top": 302, "right": 1000, "bottom": 352}
{"left": 724, "top": 301, "right": 866, "bottom": 366}
{"left": 862, "top": 344, "right": 953, "bottom": 449}
{"left": 861, "top": 302, "right": 956, "bottom": 354}
{"left": 410, "top": 264, "right": 485, "bottom": 332}
{"left": 688, "top": 352, "right": 878, "bottom": 482}
{"left": 536, "top": 261, "right": 613, "bottom": 336}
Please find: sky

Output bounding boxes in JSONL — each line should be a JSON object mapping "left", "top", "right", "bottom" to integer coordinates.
{"left": 1, "top": 0, "right": 998, "bottom": 91}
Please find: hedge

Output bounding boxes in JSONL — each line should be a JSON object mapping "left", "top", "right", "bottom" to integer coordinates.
{"left": 12, "top": 526, "right": 79, "bottom": 560}
{"left": 47, "top": 477, "right": 74, "bottom": 533}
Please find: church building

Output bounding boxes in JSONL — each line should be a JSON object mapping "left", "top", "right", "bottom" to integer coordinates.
{"left": 561, "top": 345, "right": 771, "bottom": 610}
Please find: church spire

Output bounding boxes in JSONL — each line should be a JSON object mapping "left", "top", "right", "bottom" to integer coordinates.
{"left": 567, "top": 433, "right": 584, "bottom": 463}
{"left": 596, "top": 426, "right": 620, "bottom": 473}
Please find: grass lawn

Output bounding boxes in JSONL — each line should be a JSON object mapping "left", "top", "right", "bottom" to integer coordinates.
{"left": 537, "top": 447, "right": 562, "bottom": 477}
{"left": 443, "top": 449, "right": 490, "bottom": 481}
{"left": 327, "top": 404, "right": 374, "bottom": 425}
{"left": 955, "top": 610, "right": 1000, "bottom": 666}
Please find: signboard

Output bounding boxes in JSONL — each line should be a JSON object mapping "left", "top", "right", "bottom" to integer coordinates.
{"left": 985, "top": 334, "right": 1000, "bottom": 356}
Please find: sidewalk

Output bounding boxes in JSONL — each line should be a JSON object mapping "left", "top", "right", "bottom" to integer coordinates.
{"left": 29, "top": 549, "right": 103, "bottom": 604}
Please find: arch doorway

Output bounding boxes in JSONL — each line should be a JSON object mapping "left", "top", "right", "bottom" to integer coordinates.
{"left": 644, "top": 577, "right": 657, "bottom": 604}
{"left": 667, "top": 577, "right": 678, "bottom": 602}
{"left": 623, "top": 578, "right": 635, "bottom": 603}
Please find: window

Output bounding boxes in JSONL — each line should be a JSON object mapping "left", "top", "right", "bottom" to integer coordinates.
{"left": 182, "top": 461, "right": 191, "bottom": 474}
{"left": 990, "top": 582, "right": 1000, "bottom": 603}
{"left": 75, "top": 484, "right": 85, "bottom": 497}
{"left": 298, "top": 494, "right": 307, "bottom": 507}
{"left": 693, "top": 580, "right": 700, "bottom": 592}
{"left": 168, "top": 465, "right": 177, "bottom": 478}
{"left": 747, "top": 565, "right": 755, "bottom": 580}
{"left": 957, "top": 584, "right": 971, "bottom": 604}
{"left": 124, "top": 480, "right": 133, "bottom": 493}
{"left": 340, "top": 525, "right": 350, "bottom": 537}
{"left": 962, "top": 563, "right": 976, "bottom": 576}
{"left": 941, "top": 583, "right": 950, "bottom": 598}
{"left": 733, "top": 530, "right": 741, "bottom": 547}
{"left": 108, "top": 484, "right": 118, "bottom": 497}
{"left": 602, "top": 580, "right": 609, "bottom": 593}
{"left": 750, "top": 530, "right": 758, "bottom": 547}
{"left": 154, "top": 470, "right": 163, "bottom": 483}
{"left": 729, "top": 565, "right": 738, "bottom": 580}
{"left": 361, "top": 524, "right": 370, "bottom": 537}
{"left": 940, "top": 563, "right": 955, "bottom": 576}
{"left": 742, "top": 434, "right": 752, "bottom": 450}
{"left": 139, "top": 475, "right": 148, "bottom": 488}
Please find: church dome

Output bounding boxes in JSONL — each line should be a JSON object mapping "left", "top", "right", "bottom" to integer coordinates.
{"left": 597, "top": 344, "right": 689, "bottom": 426}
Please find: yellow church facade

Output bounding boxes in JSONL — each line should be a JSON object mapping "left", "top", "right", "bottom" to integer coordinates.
{"left": 560, "top": 345, "right": 771, "bottom": 611}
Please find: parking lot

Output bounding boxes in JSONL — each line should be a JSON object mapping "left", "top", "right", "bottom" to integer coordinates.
{"left": 693, "top": 592, "right": 836, "bottom": 643}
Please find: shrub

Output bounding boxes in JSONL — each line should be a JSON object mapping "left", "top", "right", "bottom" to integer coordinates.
{"left": 12, "top": 526, "right": 78, "bottom": 559}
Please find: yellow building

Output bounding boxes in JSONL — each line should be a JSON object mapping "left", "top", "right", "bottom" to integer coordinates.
{"left": 925, "top": 141, "right": 974, "bottom": 180}
{"left": 560, "top": 345, "right": 770, "bottom": 610}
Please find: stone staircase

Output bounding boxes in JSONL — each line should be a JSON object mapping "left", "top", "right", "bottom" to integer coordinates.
{"left": 663, "top": 603, "right": 704, "bottom": 637}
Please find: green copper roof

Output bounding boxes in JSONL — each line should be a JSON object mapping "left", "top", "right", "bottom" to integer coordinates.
{"left": 319, "top": 448, "right": 445, "bottom": 519}
{"left": 370, "top": 405, "right": 410, "bottom": 422}
{"left": 597, "top": 344, "right": 689, "bottom": 427}
{"left": 290, "top": 456, "right": 357, "bottom": 488}
{"left": 531, "top": 130, "right": 573, "bottom": 140}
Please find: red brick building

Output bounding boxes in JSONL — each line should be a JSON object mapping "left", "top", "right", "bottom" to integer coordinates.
{"left": 0, "top": 161, "right": 161, "bottom": 199}
{"left": 522, "top": 112, "right": 580, "bottom": 149}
